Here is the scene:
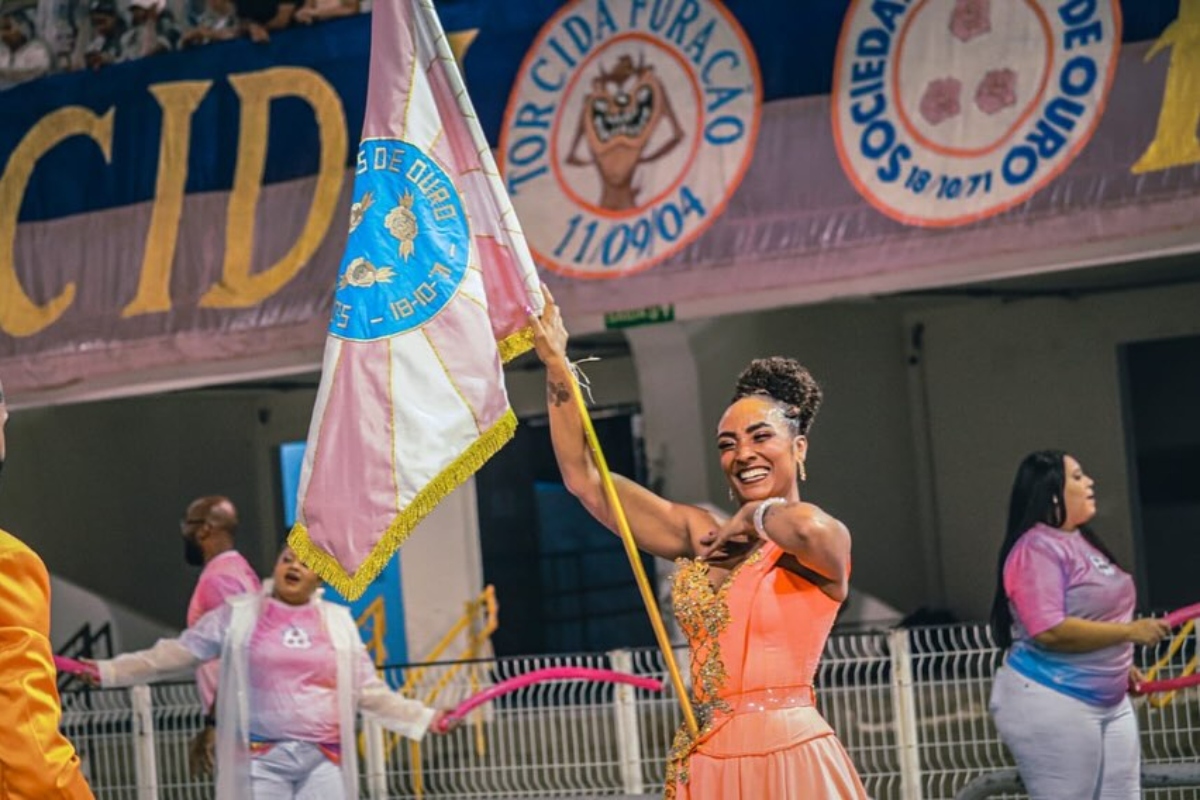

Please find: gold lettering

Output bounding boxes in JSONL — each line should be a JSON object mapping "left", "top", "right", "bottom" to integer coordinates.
{"left": 122, "top": 81, "right": 212, "bottom": 318}
{"left": 1132, "top": 0, "right": 1200, "bottom": 174}
{"left": 0, "top": 107, "right": 113, "bottom": 337}
{"left": 200, "top": 67, "right": 347, "bottom": 308}
{"left": 447, "top": 29, "right": 479, "bottom": 66}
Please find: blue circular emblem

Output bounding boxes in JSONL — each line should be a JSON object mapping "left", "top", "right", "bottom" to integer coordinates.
{"left": 330, "top": 139, "right": 470, "bottom": 341}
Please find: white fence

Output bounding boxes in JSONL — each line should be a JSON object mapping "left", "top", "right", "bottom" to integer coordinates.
{"left": 61, "top": 623, "right": 1200, "bottom": 799}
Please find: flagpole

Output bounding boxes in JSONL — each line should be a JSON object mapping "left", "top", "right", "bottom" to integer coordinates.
{"left": 566, "top": 371, "right": 699, "bottom": 738}
{"left": 413, "top": 0, "right": 697, "bottom": 739}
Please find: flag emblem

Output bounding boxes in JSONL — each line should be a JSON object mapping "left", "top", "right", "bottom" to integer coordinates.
{"left": 287, "top": 0, "right": 544, "bottom": 599}
{"left": 332, "top": 140, "right": 470, "bottom": 342}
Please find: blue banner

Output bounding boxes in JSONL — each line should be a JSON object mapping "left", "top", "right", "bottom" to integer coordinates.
{"left": 5, "top": 16, "right": 369, "bottom": 223}
{"left": 4, "top": 1, "right": 1180, "bottom": 225}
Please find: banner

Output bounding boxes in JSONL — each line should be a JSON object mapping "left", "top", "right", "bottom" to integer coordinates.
{"left": 285, "top": 0, "right": 542, "bottom": 598}
{"left": 498, "top": 0, "right": 761, "bottom": 278}
{"left": 833, "top": 0, "right": 1122, "bottom": 227}
{"left": 0, "top": 1, "right": 1197, "bottom": 402}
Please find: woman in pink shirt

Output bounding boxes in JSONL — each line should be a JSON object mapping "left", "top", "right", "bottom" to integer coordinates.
{"left": 90, "top": 547, "right": 447, "bottom": 799}
{"left": 988, "top": 450, "right": 1170, "bottom": 800}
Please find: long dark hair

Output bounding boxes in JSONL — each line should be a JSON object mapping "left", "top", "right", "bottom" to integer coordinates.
{"left": 989, "top": 450, "right": 1120, "bottom": 649}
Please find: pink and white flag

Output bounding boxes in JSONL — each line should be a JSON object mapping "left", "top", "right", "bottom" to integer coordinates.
{"left": 288, "top": 0, "right": 543, "bottom": 598}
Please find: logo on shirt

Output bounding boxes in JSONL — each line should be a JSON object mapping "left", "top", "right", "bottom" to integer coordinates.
{"left": 1088, "top": 553, "right": 1115, "bottom": 577}
{"left": 282, "top": 625, "right": 313, "bottom": 649}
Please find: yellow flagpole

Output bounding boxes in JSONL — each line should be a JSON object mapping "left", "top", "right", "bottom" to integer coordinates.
{"left": 566, "top": 370, "right": 699, "bottom": 737}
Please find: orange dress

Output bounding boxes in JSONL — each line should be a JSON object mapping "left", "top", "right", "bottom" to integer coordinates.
{"left": 666, "top": 541, "right": 867, "bottom": 799}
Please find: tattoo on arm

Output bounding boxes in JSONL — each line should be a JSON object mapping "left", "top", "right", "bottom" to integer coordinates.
{"left": 548, "top": 380, "right": 571, "bottom": 407}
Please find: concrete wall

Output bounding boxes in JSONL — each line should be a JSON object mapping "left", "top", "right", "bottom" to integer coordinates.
{"left": 10, "top": 275, "right": 1200, "bottom": 647}
{"left": 0, "top": 384, "right": 484, "bottom": 661}
{"left": 1, "top": 389, "right": 295, "bottom": 626}
{"left": 684, "top": 304, "right": 930, "bottom": 615}
{"left": 907, "top": 280, "right": 1200, "bottom": 620}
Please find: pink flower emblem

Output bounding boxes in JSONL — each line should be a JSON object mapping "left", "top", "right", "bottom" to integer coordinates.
{"left": 919, "top": 77, "right": 962, "bottom": 126}
{"left": 950, "top": 0, "right": 991, "bottom": 43}
{"left": 975, "top": 68, "right": 1018, "bottom": 115}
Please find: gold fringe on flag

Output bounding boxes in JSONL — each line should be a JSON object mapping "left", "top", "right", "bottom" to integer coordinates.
{"left": 288, "top": 408, "right": 518, "bottom": 599}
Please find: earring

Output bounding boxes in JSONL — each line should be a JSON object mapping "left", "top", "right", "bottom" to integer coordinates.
{"left": 728, "top": 487, "right": 737, "bottom": 503}
{"left": 799, "top": 461, "right": 807, "bottom": 482}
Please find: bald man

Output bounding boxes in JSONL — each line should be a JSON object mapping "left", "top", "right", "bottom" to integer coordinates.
{"left": 0, "top": 381, "right": 95, "bottom": 798}
{"left": 179, "top": 495, "right": 260, "bottom": 772}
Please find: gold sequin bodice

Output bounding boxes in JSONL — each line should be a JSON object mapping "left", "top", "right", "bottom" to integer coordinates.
{"left": 664, "top": 547, "right": 764, "bottom": 796}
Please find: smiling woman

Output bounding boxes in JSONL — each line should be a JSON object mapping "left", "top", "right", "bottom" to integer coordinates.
{"left": 87, "top": 546, "right": 450, "bottom": 800}
{"left": 530, "top": 288, "right": 867, "bottom": 799}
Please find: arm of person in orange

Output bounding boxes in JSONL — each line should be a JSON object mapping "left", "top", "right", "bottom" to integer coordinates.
{"left": 0, "top": 532, "right": 96, "bottom": 799}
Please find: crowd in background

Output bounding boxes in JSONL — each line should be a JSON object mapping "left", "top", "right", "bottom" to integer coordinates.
{"left": 0, "top": 0, "right": 362, "bottom": 89}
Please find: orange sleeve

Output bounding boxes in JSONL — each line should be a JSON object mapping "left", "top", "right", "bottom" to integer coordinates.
{"left": 0, "top": 543, "right": 95, "bottom": 799}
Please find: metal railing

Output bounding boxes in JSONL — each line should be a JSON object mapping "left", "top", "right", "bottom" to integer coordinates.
{"left": 57, "top": 621, "right": 112, "bottom": 694}
{"left": 955, "top": 764, "right": 1200, "bottom": 800}
{"left": 61, "top": 622, "right": 1200, "bottom": 799}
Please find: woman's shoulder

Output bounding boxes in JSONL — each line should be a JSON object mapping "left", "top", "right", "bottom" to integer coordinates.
{"left": 1008, "top": 523, "right": 1076, "bottom": 562}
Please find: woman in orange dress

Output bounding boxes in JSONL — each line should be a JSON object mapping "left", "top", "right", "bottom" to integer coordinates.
{"left": 531, "top": 290, "right": 867, "bottom": 799}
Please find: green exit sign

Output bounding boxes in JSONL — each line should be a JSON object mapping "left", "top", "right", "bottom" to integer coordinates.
{"left": 603, "top": 304, "right": 676, "bottom": 330}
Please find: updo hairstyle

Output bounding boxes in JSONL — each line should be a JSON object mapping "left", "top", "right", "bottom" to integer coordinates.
{"left": 731, "top": 357, "right": 823, "bottom": 437}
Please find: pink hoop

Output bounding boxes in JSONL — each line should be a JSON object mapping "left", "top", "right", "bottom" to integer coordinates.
{"left": 1132, "top": 673, "right": 1200, "bottom": 696}
{"left": 1164, "top": 602, "right": 1200, "bottom": 629}
{"left": 53, "top": 655, "right": 99, "bottom": 682}
{"left": 1131, "top": 601, "right": 1200, "bottom": 697}
{"left": 435, "top": 667, "right": 663, "bottom": 731}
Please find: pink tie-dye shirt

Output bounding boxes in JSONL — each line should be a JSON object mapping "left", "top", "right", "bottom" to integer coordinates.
{"left": 179, "top": 598, "right": 391, "bottom": 746}
{"left": 187, "top": 551, "right": 260, "bottom": 709}
{"left": 246, "top": 598, "right": 340, "bottom": 744}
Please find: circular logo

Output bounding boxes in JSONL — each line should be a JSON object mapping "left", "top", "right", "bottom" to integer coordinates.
{"left": 500, "top": 0, "right": 761, "bottom": 279}
{"left": 832, "top": 0, "right": 1121, "bottom": 227}
{"left": 330, "top": 140, "right": 470, "bottom": 341}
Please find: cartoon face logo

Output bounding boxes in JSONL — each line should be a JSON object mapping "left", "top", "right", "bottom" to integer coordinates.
{"left": 565, "top": 54, "right": 684, "bottom": 212}
{"left": 500, "top": 0, "right": 760, "bottom": 278}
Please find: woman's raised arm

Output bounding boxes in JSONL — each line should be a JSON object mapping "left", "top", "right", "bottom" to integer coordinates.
{"left": 531, "top": 289, "right": 705, "bottom": 561}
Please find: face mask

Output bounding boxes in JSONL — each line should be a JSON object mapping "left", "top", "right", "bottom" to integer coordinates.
{"left": 183, "top": 534, "right": 204, "bottom": 566}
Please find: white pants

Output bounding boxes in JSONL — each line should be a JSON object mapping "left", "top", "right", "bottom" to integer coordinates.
{"left": 249, "top": 741, "right": 345, "bottom": 800}
{"left": 989, "top": 666, "right": 1140, "bottom": 800}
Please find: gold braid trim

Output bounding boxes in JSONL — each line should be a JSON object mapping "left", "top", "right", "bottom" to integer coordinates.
{"left": 498, "top": 325, "right": 535, "bottom": 363}
{"left": 662, "top": 547, "right": 764, "bottom": 798}
{"left": 288, "top": 408, "right": 517, "bottom": 599}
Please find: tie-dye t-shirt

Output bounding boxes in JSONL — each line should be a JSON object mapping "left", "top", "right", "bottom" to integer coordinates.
{"left": 245, "top": 599, "right": 339, "bottom": 743}
{"left": 181, "top": 598, "right": 378, "bottom": 745}
{"left": 188, "top": 551, "right": 261, "bottom": 709}
{"left": 1003, "top": 523, "right": 1136, "bottom": 706}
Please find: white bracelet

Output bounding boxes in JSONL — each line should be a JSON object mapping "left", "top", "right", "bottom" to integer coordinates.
{"left": 753, "top": 498, "right": 787, "bottom": 539}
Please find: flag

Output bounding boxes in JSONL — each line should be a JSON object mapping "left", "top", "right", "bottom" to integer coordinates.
{"left": 281, "top": 440, "right": 409, "bottom": 680}
{"left": 287, "top": 0, "right": 543, "bottom": 599}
